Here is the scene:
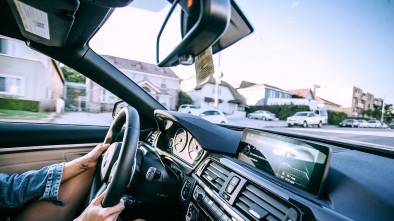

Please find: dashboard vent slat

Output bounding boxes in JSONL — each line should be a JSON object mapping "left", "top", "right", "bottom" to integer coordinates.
{"left": 235, "top": 184, "right": 294, "bottom": 221}
{"left": 201, "top": 161, "right": 229, "bottom": 191}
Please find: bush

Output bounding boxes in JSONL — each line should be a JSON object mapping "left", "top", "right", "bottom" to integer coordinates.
{"left": 327, "top": 110, "right": 347, "bottom": 125}
{"left": 0, "top": 98, "right": 39, "bottom": 112}
{"left": 247, "top": 105, "right": 310, "bottom": 120}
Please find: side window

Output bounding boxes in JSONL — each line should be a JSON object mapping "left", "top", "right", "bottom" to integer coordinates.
{"left": 0, "top": 39, "right": 117, "bottom": 126}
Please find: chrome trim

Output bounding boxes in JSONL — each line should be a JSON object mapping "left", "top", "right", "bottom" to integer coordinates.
{"left": 0, "top": 143, "right": 99, "bottom": 154}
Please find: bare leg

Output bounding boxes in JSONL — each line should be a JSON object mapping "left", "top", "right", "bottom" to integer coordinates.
{"left": 14, "top": 168, "right": 95, "bottom": 221}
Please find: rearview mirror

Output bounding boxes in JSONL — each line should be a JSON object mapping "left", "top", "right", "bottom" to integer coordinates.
{"left": 157, "top": 0, "right": 253, "bottom": 67}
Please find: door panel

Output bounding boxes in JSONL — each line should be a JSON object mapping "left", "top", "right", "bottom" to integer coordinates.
{"left": 0, "top": 144, "right": 96, "bottom": 174}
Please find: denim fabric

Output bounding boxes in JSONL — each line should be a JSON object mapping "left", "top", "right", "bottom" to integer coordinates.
{"left": 0, "top": 163, "right": 65, "bottom": 209}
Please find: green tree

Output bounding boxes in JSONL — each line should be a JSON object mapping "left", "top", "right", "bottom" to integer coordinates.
{"left": 383, "top": 103, "right": 393, "bottom": 123}
{"left": 176, "top": 91, "right": 193, "bottom": 110}
{"left": 61, "top": 65, "right": 86, "bottom": 83}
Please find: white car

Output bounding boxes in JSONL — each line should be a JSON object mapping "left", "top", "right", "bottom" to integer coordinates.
{"left": 196, "top": 109, "right": 228, "bottom": 124}
{"left": 367, "top": 120, "right": 382, "bottom": 128}
{"left": 287, "top": 111, "right": 323, "bottom": 128}
{"left": 178, "top": 104, "right": 200, "bottom": 114}
{"left": 247, "top": 110, "right": 276, "bottom": 120}
{"left": 313, "top": 109, "right": 328, "bottom": 124}
{"left": 357, "top": 120, "right": 369, "bottom": 128}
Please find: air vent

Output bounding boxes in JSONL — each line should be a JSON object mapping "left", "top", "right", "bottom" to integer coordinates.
{"left": 201, "top": 162, "right": 230, "bottom": 191}
{"left": 235, "top": 185, "right": 298, "bottom": 221}
{"left": 145, "top": 131, "right": 160, "bottom": 146}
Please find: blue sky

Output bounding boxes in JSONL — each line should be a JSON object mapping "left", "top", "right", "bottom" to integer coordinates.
{"left": 91, "top": 0, "right": 394, "bottom": 104}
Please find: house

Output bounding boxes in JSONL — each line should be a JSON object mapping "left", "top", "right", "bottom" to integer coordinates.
{"left": 316, "top": 85, "right": 383, "bottom": 117}
{"left": 87, "top": 55, "right": 180, "bottom": 112}
{"left": 0, "top": 37, "right": 64, "bottom": 112}
{"left": 288, "top": 88, "right": 315, "bottom": 100}
{"left": 315, "top": 96, "right": 341, "bottom": 110}
{"left": 181, "top": 76, "right": 246, "bottom": 116}
{"left": 234, "top": 81, "right": 293, "bottom": 106}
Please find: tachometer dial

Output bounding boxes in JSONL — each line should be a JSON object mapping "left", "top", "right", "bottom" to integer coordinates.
{"left": 173, "top": 128, "right": 188, "bottom": 152}
{"left": 188, "top": 138, "right": 203, "bottom": 161}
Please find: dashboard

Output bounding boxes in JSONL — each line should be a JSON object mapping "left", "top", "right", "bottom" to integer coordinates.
{"left": 142, "top": 110, "right": 394, "bottom": 221}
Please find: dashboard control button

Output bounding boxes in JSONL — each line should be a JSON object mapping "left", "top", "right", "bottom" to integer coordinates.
{"left": 222, "top": 192, "right": 230, "bottom": 200}
{"left": 203, "top": 195, "right": 209, "bottom": 204}
{"left": 216, "top": 209, "right": 223, "bottom": 218}
{"left": 226, "top": 184, "right": 235, "bottom": 194}
{"left": 220, "top": 213, "right": 229, "bottom": 221}
{"left": 211, "top": 204, "right": 219, "bottom": 213}
{"left": 230, "top": 176, "right": 240, "bottom": 186}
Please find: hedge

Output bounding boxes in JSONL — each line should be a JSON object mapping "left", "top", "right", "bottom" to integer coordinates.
{"left": 0, "top": 97, "right": 39, "bottom": 112}
{"left": 247, "top": 105, "right": 310, "bottom": 120}
{"left": 327, "top": 110, "right": 347, "bottom": 125}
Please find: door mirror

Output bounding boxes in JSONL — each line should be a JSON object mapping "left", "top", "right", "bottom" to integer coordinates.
{"left": 157, "top": 0, "right": 253, "bottom": 67}
{"left": 112, "top": 100, "right": 128, "bottom": 118}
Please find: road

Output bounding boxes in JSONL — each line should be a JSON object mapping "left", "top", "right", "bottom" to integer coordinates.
{"left": 228, "top": 118, "right": 394, "bottom": 148}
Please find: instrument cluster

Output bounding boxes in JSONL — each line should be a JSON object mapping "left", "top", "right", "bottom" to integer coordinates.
{"left": 155, "top": 119, "right": 205, "bottom": 166}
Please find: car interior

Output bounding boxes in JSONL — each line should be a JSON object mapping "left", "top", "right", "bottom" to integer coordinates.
{"left": 0, "top": 0, "right": 393, "bottom": 221}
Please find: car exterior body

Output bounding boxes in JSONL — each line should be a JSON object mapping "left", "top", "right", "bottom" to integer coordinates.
{"left": 178, "top": 104, "right": 200, "bottom": 114}
{"left": 357, "top": 120, "right": 369, "bottom": 128}
{"left": 381, "top": 123, "right": 388, "bottom": 129}
{"left": 196, "top": 109, "right": 228, "bottom": 124}
{"left": 247, "top": 110, "right": 276, "bottom": 120}
{"left": 287, "top": 111, "right": 323, "bottom": 127}
{"left": 339, "top": 119, "right": 360, "bottom": 127}
{"left": 389, "top": 124, "right": 394, "bottom": 129}
{"left": 367, "top": 120, "right": 382, "bottom": 128}
{"left": 313, "top": 109, "right": 328, "bottom": 124}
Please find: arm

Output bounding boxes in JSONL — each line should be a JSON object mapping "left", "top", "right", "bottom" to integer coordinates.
{"left": 61, "top": 144, "right": 109, "bottom": 182}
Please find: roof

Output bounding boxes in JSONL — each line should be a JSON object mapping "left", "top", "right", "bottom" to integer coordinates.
{"left": 316, "top": 96, "right": 341, "bottom": 107}
{"left": 195, "top": 76, "right": 246, "bottom": 106}
{"left": 288, "top": 88, "right": 314, "bottom": 98}
{"left": 237, "top": 81, "right": 291, "bottom": 94}
{"left": 102, "top": 55, "right": 179, "bottom": 79}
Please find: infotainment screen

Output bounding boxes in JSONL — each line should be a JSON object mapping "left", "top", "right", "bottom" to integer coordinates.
{"left": 238, "top": 129, "right": 331, "bottom": 195}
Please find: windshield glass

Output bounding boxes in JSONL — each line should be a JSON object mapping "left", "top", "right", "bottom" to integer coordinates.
{"left": 89, "top": 0, "right": 394, "bottom": 148}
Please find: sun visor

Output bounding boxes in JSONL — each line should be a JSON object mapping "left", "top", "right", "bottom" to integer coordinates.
{"left": 7, "top": 0, "right": 79, "bottom": 47}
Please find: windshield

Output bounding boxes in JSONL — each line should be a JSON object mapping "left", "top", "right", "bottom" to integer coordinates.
{"left": 88, "top": 0, "right": 393, "bottom": 148}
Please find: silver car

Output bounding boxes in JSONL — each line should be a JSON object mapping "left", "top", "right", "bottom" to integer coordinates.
{"left": 247, "top": 110, "right": 276, "bottom": 120}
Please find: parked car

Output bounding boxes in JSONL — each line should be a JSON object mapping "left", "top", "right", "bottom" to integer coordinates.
{"left": 357, "top": 120, "right": 369, "bottom": 128}
{"left": 367, "top": 120, "right": 382, "bottom": 128}
{"left": 178, "top": 104, "right": 200, "bottom": 114}
{"left": 196, "top": 109, "right": 228, "bottom": 124}
{"left": 339, "top": 119, "right": 360, "bottom": 127}
{"left": 381, "top": 123, "right": 389, "bottom": 129}
{"left": 287, "top": 111, "right": 323, "bottom": 127}
{"left": 313, "top": 109, "right": 328, "bottom": 124}
{"left": 247, "top": 110, "right": 276, "bottom": 120}
{"left": 389, "top": 124, "right": 394, "bottom": 129}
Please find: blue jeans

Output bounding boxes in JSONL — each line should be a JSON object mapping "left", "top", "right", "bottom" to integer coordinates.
{"left": 0, "top": 163, "right": 65, "bottom": 209}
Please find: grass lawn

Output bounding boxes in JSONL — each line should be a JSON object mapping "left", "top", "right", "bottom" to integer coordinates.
{"left": 0, "top": 109, "right": 49, "bottom": 119}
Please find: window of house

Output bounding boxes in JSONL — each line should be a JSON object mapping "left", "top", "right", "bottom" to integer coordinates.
{"left": 160, "top": 79, "right": 167, "bottom": 88}
{"left": 0, "top": 75, "right": 23, "bottom": 95}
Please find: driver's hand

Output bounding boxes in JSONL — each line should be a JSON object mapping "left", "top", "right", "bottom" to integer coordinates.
{"left": 80, "top": 143, "right": 110, "bottom": 169}
{"left": 74, "top": 191, "right": 125, "bottom": 221}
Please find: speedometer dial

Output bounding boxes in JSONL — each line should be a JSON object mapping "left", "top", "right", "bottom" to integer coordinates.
{"left": 188, "top": 138, "right": 203, "bottom": 161}
{"left": 173, "top": 128, "right": 188, "bottom": 152}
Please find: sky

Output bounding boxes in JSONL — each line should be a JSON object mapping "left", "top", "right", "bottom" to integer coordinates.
{"left": 90, "top": 0, "right": 394, "bottom": 104}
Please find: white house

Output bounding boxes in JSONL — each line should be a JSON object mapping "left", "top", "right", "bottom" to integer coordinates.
{"left": 234, "top": 81, "right": 293, "bottom": 106}
{"left": 88, "top": 55, "right": 180, "bottom": 112}
{"left": 0, "top": 37, "right": 64, "bottom": 112}
{"left": 181, "top": 76, "right": 246, "bottom": 116}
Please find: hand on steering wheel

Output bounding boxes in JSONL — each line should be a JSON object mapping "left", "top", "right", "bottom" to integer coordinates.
{"left": 89, "top": 106, "right": 140, "bottom": 207}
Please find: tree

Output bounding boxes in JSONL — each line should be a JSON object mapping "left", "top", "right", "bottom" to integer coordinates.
{"left": 176, "top": 91, "right": 193, "bottom": 110}
{"left": 383, "top": 103, "right": 393, "bottom": 123}
{"left": 61, "top": 65, "right": 86, "bottom": 83}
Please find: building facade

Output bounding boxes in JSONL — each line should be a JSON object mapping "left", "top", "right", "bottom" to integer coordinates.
{"left": 316, "top": 85, "right": 383, "bottom": 117}
{"left": 0, "top": 37, "right": 64, "bottom": 112}
{"left": 87, "top": 55, "right": 180, "bottom": 112}
{"left": 235, "top": 81, "right": 293, "bottom": 106}
{"left": 181, "top": 77, "right": 246, "bottom": 116}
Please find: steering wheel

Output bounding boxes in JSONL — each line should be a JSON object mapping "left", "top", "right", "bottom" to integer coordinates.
{"left": 90, "top": 106, "right": 140, "bottom": 207}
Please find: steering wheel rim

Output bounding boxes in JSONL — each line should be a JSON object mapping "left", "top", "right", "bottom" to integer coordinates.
{"left": 90, "top": 106, "right": 140, "bottom": 207}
